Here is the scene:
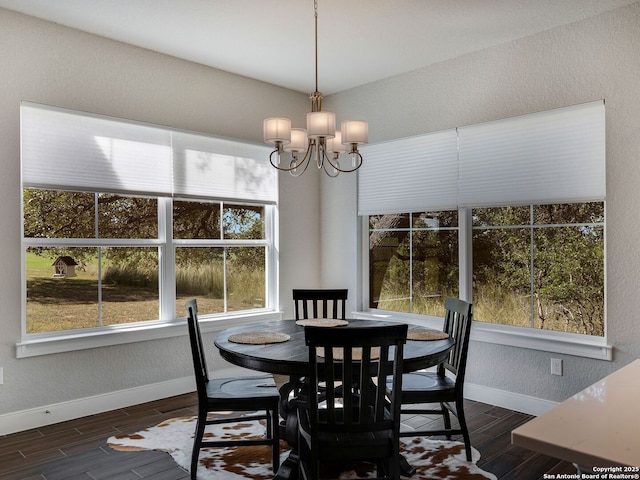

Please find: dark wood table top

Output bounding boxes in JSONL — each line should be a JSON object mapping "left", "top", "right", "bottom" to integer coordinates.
{"left": 214, "top": 318, "right": 455, "bottom": 376}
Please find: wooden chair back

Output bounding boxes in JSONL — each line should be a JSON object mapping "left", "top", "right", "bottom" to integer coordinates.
{"left": 293, "top": 288, "right": 348, "bottom": 319}
{"left": 186, "top": 299, "right": 210, "bottom": 401}
{"left": 303, "top": 323, "right": 407, "bottom": 446}
{"left": 440, "top": 297, "right": 473, "bottom": 384}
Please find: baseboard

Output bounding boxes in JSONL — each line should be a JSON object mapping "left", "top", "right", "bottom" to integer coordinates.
{"left": 0, "top": 371, "right": 558, "bottom": 436}
{"left": 0, "top": 376, "right": 195, "bottom": 436}
{"left": 0, "top": 366, "right": 264, "bottom": 436}
{"left": 465, "top": 381, "right": 558, "bottom": 416}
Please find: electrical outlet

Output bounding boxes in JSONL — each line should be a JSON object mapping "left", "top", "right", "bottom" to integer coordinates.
{"left": 551, "top": 358, "right": 563, "bottom": 376}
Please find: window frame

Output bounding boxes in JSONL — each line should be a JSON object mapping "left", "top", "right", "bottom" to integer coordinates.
{"left": 19, "top": 195, "right": 280, "bottom": 358}
{"left": 357, "top": 209, "right": 612, "bottom": 361}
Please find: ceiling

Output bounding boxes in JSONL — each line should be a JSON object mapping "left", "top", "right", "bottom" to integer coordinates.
{"left": 1, "top": 0, "right": 636, "bottom": 94}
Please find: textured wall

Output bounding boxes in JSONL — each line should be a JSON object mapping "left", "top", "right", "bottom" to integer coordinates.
{"left": 2, "top": 2, "right": 639, "bottom": 421}
{"left": 0, "top": 8, "right": 314, "bottom": 416}
{"left": 323, "top": 1, "right": 640, "bottom": 402}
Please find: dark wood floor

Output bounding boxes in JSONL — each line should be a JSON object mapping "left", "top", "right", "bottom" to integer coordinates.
{"left": 0, "top": 392, "right": 575, "bottom": 480}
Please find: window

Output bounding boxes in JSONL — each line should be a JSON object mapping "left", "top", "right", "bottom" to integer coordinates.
{"left": 359, "top": 101, "right": 606, "bottom": 344}
{"left": 173, "top": 199, "right": 268, "bottom": 317}
{"left": 472, "top": 203, "right": 604, "bottom": 335}
{"left": 24, "top": 190, "right": 161, "bottom": 333}
{"left": 21, "top": 102, "right": 277, "bottom": 340}
{"left": 366, "top": 203, "right": 605, "bottom": 336}
{"left": 368, "top": 211, "right": 458, "bottom": 316}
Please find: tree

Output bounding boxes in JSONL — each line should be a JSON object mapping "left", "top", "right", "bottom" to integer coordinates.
{"left": 473, "top": 203, "right": 604, "bottom": 335}
{"left": 24, "top": 189, "right": 267, "bottom": 279}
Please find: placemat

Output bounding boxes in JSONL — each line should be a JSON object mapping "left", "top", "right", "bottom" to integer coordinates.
{"left": 407, "top": 328, "right": 449, "bottom": 341}
{"left": 316, "top": 346, "right": 381, "bottom": 360}
{"left": 228, "top": 331, "right": 291, "bottom": 345}
{"left": 296, "top": 318, "right": 349, "bottom": 327}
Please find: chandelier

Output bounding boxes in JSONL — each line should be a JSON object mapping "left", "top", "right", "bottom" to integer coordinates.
{"left": 263, "top": 0, "right": 368, "bottom": 177}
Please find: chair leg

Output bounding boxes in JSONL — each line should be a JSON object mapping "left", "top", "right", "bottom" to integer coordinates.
{"left": 310, "top": 446, "right": 319, "bottom": 480}
{"left": 391, "top": 455, "right": 401, "bottom": 480}
{"left": 270, "top": 408, "right": 280, "bottom": 472}
{"left": 377, "top": 457, "right": 400, "bottom": 480}
{"left": 298, "top": 436, "right": 317, "bottom": 480}
{"left": 191, "top": 415, "right": 206, "bottom": 479}
{"left": 441, "top": 403, "right": 452, "bottom": 438}
{"left": 456, "top": 398, "right": 472, "bottom": 462}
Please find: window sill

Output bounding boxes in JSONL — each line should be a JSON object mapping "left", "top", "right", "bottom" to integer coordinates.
{"left": 353, "top": 310, "right": 612, "bottom": 361}
{"left": 16, "top": 310, "right": 284, "bottom": 358}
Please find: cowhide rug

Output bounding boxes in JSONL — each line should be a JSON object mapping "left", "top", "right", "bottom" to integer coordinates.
{"left": 108, "top": 416, "right": 496, "bottom": 480}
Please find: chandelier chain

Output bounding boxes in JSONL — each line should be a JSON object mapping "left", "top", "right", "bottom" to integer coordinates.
{"left": 314, "top": 0, "right": 319, "bottom": 93}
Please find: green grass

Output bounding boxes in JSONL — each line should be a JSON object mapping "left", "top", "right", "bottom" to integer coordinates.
{"left": 26, "top": 252, "right": 54, "bottom": 270}
{"left": 25, "top": 252, "right": 265, "bottom": 334}
{"left": 377, "top": 284, "right": 603, "bottom": 335}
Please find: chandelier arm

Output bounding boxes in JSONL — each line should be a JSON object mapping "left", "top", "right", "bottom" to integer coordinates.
{"left": 268, "top": 144, "right": 316, "bottom": 174}
{"left": 268, "top": 150, "right": 300, "bottom": 173}
{"left": 319, "top": 145, "right": 342, "bottom": 177}
{"left": 269, "top": 149, "right": 293, "bottom": 172}
{"left": 322, "top": 162, "right": 340, "bottom": 178}
{"left": 290, "top": 148, "right": 314, "bottom": 177}
{"left": 324, "top": 150, "right": 364, "bottom": 173}
{"left": 317, "top": 139, "right": 327, "bottom": 169}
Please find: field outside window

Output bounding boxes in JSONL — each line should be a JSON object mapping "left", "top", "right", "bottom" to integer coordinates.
{"left": 367, "top": 202, "right": 605, "bottom": 337}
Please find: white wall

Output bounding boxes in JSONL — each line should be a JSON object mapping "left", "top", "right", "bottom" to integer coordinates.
{"left": 323, "top": 2, "right": 640, "bottom": 404}
{"left": 0, "top": 8, "right": 317, "bottom": 422}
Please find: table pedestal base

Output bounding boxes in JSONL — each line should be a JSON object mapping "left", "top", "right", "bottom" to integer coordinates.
{"left": 274, "top": 452, "right": 300, "bottom": 480}
{"left": 276, "top": 377, "right": 301, "bottom": 480}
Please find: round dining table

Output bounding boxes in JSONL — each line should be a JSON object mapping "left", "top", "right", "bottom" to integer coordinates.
{"left": 215, "top": 318, "right": 454, "bottom": 376}
{"left": 214, "top": 318, "right": 455, "bottom": 480}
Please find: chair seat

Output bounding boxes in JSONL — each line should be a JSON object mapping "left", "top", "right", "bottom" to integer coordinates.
{"left": 402, "top": 371, "right": 455, "bottom": 391}
{"left": 205, "top": 376, "right": 279, "bottom": 412}
{"left": 206, "top": 375, "right": 279, "bottom": 399}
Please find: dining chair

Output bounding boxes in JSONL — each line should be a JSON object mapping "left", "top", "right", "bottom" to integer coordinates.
{"left": 281, "top": 289, "right": 349, "bottom": 437}
{"left": 297, "top": 323, "right": 408, "bottom": 480}
{"left": 185, "top": 299, "right": 281, "bottom": 479}
{"left": 293, "top": 288, "right": 348, "bottom": 319}
{"left": 397, "top": 297, "right": 474, "bottom": 461}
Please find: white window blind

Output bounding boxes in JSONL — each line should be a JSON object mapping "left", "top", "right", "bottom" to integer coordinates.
{"left": 172, "top": 131, "right": 276, "bottom": 204}
{"left": 21, "top": 103, "right": 173, "bottom": 196}
{"left": 21, "top": 102, "right": 277, "bottom": 203}
{"left": 458, "top": 100, "right": 605, "bottom": 207}
{"left": 357, "top": 100, "right": 605, "bottom": 215}
{"left": 357, "top": 129, "right": 459, "bottom": 215}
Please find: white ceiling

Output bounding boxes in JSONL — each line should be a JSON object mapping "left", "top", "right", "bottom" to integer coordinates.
{"left": 1, "top": 0, "right": 636, "bottom": 94}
